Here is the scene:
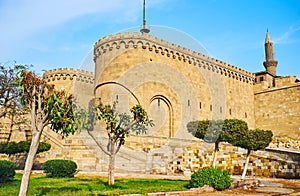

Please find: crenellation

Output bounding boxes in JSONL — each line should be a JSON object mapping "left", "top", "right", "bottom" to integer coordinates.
{"left": 140, "top": 32, "right": 147, "bottom": 38}
{"left": 108, "top": 34, "right": 114, "bottom": 40}
{"left": 133, "top": 32, "right": 139, "bottom": 37}
{"left": 94, "top": 32, "right": 255, "bottom": 84}
{"left": 101, "top": 36, "right": 107, "bottom": 43}
{"left": 165, "top": 42, "right": 171, "bottom": 48}
{"left": 43, "top": 68, "right": 94, "bottom": 84}
{"left": 185, "top": 48, "right": 190, "bottom": 53}
{"left": 116, "top": 32, "right": 121, "bottom": 38}
{"left": 124, "top": 32, "right": 130, "bottom": 37}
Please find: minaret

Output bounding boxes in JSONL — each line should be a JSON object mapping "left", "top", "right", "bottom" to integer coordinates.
{"left": 140, "top": 0, "right": 150, "bottom": 34}
{"left": 263, "top": 30, "right": 278, "bottom": 76}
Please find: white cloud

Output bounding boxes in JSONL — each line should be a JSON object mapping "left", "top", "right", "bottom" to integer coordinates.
{"left": 0, "top": 0, "right": 176, "bottom": 67}
{"left": 274, "top": 22, "right": 300, "bottom": 44}
{"left": 0, "top": 0, "right": 144, "bottom": 58}
{"left": 0, "top": 0, "right": 171, "bottom": 59}
{"left": 0, "top": 1, "right": 138, "bottom": 38}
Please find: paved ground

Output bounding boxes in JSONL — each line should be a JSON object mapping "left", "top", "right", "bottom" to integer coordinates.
{"left": 200, "top": 177, "right": 300, "bottom": 195}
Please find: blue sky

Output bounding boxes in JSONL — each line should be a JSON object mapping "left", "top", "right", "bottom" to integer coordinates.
{"left": 0, "top": 0, "right": 299, "bottom": 78}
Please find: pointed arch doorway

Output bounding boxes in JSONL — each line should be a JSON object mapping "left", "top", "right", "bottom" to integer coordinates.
{"left": 149, "top": 95, "right": 174, "bottom": 138}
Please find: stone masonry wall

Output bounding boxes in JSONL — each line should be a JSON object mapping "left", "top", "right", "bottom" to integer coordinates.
{"left": 254, "top": 78, "right": 300, "bottom": 139}
{"left": 139, "top": 138, "right": 300, "bottom": 179}
{"left": 43, "top": 68, "right": 94, "bottom": 108}
{"left": 93, "top": 32, "right": 256, "bottom": 140}
{"left": 2, "top": 134, "right": 299, "bottom": 179}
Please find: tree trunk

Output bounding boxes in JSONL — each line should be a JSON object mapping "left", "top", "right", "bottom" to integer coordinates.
{"left": 212, "top": 142, "right": 219, "bottom": 168}
{"left": 108, "top": 140, "right": 115, "bottom": 186}
{"left": 18, "top": 130, "right": 42, "bottom": 196}
{"left": 7, "top": 114, "right": 15, "bottom": 142}
{"left": 19, "top": 90, "right": 45, "bottom": 196}
{"left": 241, "top": 149, "right": 251, "bottom": 180}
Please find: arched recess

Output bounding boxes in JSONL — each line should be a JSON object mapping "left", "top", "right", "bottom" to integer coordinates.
{"left": 94, "top": 81, "right": 140, "bottom": 104}
{"left": 150, "top": 95, "right": 174, "bottom": 138}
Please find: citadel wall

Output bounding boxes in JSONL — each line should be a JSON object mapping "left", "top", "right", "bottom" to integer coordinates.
{"left": 254, "top": 75, "right": 300, "bottom": 140}
{"left": 1, "top": 68, "right": 97, "bottom": 170}
{"left": 1, "top": 32, "right": 299, "bottom": 179}
{"left": 43, "top": 68, "right": 94, "bottom": 108}
{"left": 94, "top": 32, "right": 256, "bottom": 139}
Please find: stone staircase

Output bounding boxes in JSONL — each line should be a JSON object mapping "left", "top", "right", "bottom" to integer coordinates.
{"left": 42, "top": 129, "right": 198, "bottom": 175}
{"left": 0, "top": 122, "right": 32, "bottom": 143}
{"left": 77, "top": 130, "right": 149, "bottom": 173}
{"left": 40, "top": 128, "right": 150, "bottom": 173}
{"left": 0, "top": 124, "right": 10, "bottom": 143}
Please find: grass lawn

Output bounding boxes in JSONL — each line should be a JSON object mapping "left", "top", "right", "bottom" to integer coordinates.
{"left": 0, "top": 173, "right": 189, "bottom": 195}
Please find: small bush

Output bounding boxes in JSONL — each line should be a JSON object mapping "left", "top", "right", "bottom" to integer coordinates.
{"left": 189, "top": 167, "right": 233, "bottom": 191}
{"left": 0, "top": 141, "right": 51, "bottom": 155}
{"left": 37, "top": 142, "right": 51, "bottom": 153}
{"left": 0, "top": 160, "right": 16, "bottom": 183}
{"left": 6, "top": 142, "right": 20, "bottom": 155}
{"left": 18, "top": 141, "right": 30, "bottom": 152}
{"left": 43, "top": 159, "right": 77, "bottom": 177}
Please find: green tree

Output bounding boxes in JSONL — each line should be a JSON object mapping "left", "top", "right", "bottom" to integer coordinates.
{"left": 221, "top": 119, "right": 249, "bottom": 146}
{"left": 17, "top": 71, "right": 77, "bottom": 196}
{"left": 187, "top": 119, "right": 248, "bottom": 168}
{"left": 233, "top": 128, "right": 273, "bottom": 179}
{"left": 0, "top": 62, "right": 29, "bottom": 142}
{"left": 87, "top": 101, "right": 153, "bottom": 185}
{"left": 188, "top": 120, "right": 225, "bottom": 167}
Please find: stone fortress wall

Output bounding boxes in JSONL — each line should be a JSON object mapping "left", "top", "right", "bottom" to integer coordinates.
{"left": 1, "top": 32, "right": 299, "bottom": 178}
{"left": 91, "top": 32, "right": 299, "bottom": 178}
{"left": 0, "top": 68, "right": 98, "bottom": 170}
{"left": 43, "top": 68, "right": 94, "bottom": 108}
{"left": 254, "top": 75, "right": 300, "bottom": 141}
{"left": 93, "top": 32, "right": 256, "bottom": 136}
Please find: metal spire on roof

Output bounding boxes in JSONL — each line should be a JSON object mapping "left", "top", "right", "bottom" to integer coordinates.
{"left": 140, "top": 0, "right": 150, "bottom": 34}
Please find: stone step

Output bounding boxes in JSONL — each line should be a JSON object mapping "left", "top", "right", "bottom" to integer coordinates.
{"left": 78, "top": 131, "right": 149, "bottom": 173}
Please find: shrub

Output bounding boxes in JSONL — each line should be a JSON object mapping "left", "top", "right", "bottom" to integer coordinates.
{"left": 189, "top": 167, "right": 233, "bottom": 191}
{"left": 18, "top": 141, "right": 30, "bottom": 152}
{"left": 43, "top": 159, "right": 77, "bottom": 177}
{"left": 37, "top": 142, "right": 51, "bottom": 153}
{"left": 0, "top": 160, "right": 16, "bottom": 183}
{"left": 6, "top": 142, "right": 20, "bottom": 155}
{"left": 0, "top": 141, "right": 51, "bottom": 155}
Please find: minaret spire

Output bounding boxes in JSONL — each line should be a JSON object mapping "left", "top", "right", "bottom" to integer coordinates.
{"left": 265, "top": 29, "right": 271, "bottom": 44}
{"left": 140, "top": 0, "right": 150, "bottom": 34}
{"left": 263, "top": 30, "right": 278, "bottom": 76}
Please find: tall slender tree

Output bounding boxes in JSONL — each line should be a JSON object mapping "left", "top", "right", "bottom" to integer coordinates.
{"left": 87, "top": 101, "right": 153, "bottom": 185}
{"left": 17, "top": 71, "right": 78, "bottom": 196}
